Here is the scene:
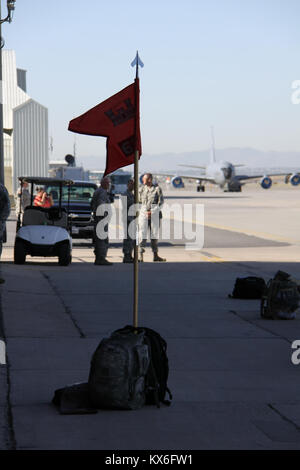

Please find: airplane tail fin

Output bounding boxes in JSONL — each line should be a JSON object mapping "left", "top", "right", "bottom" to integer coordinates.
{"left": 210, "top": 126, "right": 216, "bottom": 163}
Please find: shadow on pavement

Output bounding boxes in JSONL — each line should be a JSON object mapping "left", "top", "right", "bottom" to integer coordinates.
{"left": 1, "top": 260, "right": 300, "bottom": 450}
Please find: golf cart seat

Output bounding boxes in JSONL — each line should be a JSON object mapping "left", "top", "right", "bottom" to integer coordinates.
{"left": 23, "top": 206, "right": 68, "bottom": 228}
{"left": 22, "top": 206, "right": 48, "bottom": 226}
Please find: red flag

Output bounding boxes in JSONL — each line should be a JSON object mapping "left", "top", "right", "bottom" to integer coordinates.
{"left": 68, "top": 80, "right": 142, "bottom": 176}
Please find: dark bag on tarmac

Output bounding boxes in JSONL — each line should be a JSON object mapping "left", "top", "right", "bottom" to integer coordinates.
{"left": 88, "top": 328, "right": 150, "bottom": 410}
{"left": 52, "top": 326, "right": 172, "bottom": 413}
{"left": 115, "top": 326, "right": 173, "bottom": 408}
{"left": 52, "top": 382, "right": 97, "bottom": 415}
{"left": 260, "top": 274, "right": 299, "bottom": 320}
{"left": 229, "top": 276, "right": 266, "bottom": 299}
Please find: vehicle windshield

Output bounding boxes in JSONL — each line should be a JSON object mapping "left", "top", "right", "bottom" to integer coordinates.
{"left": 110, "top": 175, "right": 131, "bottom": 185}
{"left": 45, "top": 184, "right": 96, "bottom": 203}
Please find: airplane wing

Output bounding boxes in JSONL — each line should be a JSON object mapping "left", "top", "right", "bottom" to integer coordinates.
{"left": 179, "top": 164, "right": 245, "bottom": 169}
{"left": 153, "top": 172, "right": 215, "bottom": 184}
{"left": 179, "top": 171, "right": 293, "bottom": 185}
{"left": 236, "top": 172, "right": 292, "bottom": 182}
{"left": 177, "top": 174, "right": 216, "bottom": 183}
{"left": 178, "top": 164, "right": 206, "bottom": 170}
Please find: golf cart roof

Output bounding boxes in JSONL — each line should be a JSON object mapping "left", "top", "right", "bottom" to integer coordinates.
{"left": 18, "top": 176, "right": 74, "bottom": 186}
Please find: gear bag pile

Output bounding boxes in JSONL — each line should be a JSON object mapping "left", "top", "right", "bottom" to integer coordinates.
{"left": 52, "top": 326, "right": 172, "bottom": 413}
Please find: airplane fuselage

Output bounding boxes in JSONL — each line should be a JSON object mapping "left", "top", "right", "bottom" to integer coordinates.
{"left": 205, "top": 160, "right": 236, "bottom": 187}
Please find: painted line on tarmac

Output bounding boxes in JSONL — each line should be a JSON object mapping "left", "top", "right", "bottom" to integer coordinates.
{"left": 115, "top": 214, "right": 289, "bottom": 246}
{"left": 165, "top": 214, "right": 295, "bottom": 245}
{"left": 204, "top": 222, "right": 296, "bottom": 244}
{"left": 111, "top": 218, "right": 222, "bottom": 263}
{"left": 198, "top": 252, "right": 224, "bottom": 263}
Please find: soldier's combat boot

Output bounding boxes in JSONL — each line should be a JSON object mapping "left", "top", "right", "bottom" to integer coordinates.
{"left": 95, "top": 257, "right": 113, "bottom": 266}
{"left": 123, "top": 254, "right": 134, "bottom": 263}
{"left": 153, "top": 253, "right": 166, "bottom": 262}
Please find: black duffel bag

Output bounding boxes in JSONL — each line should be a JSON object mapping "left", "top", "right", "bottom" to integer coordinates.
{"left": 229, "top": 276, "right": 266, "bottom": 299}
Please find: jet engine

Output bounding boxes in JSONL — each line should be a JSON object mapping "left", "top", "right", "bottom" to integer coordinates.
{"left": 290, "top": 173, "right": 300, "bottom": 186}
{"left": 260, "top": 176, "right": 272, "bottom": 189}
{"left": 171, "top": 176, "right": 184, "bottom": 188}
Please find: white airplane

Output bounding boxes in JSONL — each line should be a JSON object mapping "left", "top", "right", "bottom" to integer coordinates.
{"left": 170, "top": 129, "right": 300, "bottom": 192}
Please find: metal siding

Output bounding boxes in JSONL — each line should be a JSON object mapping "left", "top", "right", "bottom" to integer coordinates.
{"left": 3, "top": 50, "right": 29, "bottom": 129}
{"left": 2, "top": 50, "right": 48, "bottom": 193}
{"left": 17, "top": 69, "right": 27, "bottom": 93}
{"left": 13, "top": 100, "right": 49, "bottom": 193}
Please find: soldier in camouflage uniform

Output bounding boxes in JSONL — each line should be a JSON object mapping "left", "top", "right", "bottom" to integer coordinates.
{"left": 138, "top": 173, "right": 166, "bottom": 262}
{"left": 91, "top": 177, "right": 113, "bottom": 266}
{"left": 121, "top": 179, "right": 135, "bottom": 263}
{"left": 0, "top": 183, "right": 10, "bottom": 283}
{"left": 15, "top": 181, "right": 31, "bottom": 215}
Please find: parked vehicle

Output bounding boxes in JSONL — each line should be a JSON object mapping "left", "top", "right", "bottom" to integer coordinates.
{"left": 110, "top": 170, "right": 132, "bottom": 196}
{"left": 14, "top": 177, "right": 73, "bottom": 266}
{"left": 45, "top": 180, "right": 97, "bottom": 239}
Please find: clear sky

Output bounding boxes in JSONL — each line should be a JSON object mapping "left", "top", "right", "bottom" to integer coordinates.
{"left": 3, "top": 0, "right": 300, "bottom": 167}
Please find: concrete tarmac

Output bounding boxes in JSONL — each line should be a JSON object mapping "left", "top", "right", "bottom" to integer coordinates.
{"left": 1, "top": 185, "right": 300, "bottom": 450}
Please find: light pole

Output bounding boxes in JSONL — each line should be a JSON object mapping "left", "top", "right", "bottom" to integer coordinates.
{"left": 0, "top": 0, "right": 16, "bottom": 185}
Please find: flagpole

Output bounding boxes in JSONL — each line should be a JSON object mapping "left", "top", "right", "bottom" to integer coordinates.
{"left": 133, "top": 146, "right": 139, "bottom": 329}
{"left": 132, "top": 51, "right": 143, "bottom": 329}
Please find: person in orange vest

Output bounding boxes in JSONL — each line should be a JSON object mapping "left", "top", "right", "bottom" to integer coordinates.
{"left": 34, "top": 187, "right": 54, "bottom": 208}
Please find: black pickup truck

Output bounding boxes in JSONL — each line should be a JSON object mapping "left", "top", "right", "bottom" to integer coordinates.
{"left": 45, "top": 180, "right": 97, "bottom": 239}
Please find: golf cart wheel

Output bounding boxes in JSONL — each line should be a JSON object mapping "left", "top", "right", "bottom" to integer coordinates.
{"left": 58, "top": 243, "right": 71, "bottom": 266}
{"left": 14, "top": 239, "right": 26, "bottom": 264}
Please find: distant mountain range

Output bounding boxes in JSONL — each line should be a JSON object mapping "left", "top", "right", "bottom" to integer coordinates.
{"left": 78, "top": 148, "right": 300, "bottom": 173}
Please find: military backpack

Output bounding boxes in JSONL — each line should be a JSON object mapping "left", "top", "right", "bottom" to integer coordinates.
{"left": 88, "top": 325, "right": 172, "bottom": 410}
{"left": 260, "top": 276, "right": 299, "bottom": 320}
{"left": 115, "top": 326, "right": 172, "bottom": 407}
{"left": 88, "top": 328, "right": 150, "bottom": 410}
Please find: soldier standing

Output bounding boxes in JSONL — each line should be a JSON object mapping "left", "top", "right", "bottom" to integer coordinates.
{"left": 122, "top": 179, "right": 135, "bottom": 263}
{"left": 138, "top": 173, "right": 166, "bottom": 262}
{"left": 0, "top": 183, "right": 10, "bottom": 283}
{"left": 91, "top": 177, "right": 113, "bottom": 266}
{"left": 16, "top": 181, "right": 31, "bottom": 214}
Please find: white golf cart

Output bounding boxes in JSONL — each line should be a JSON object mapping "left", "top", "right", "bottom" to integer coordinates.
{"left": 14, "top": 177, "right": 73, "bottom": 266}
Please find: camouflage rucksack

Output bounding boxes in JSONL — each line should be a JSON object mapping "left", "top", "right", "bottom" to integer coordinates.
{"left": 88, "top": 328, "right": 150, "bottom": 410}
{"left": 260, "top": 272, "right": 299, "bottom": 320}
{"left": 115, "top": 325, "right": 172, "bottom": 408}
